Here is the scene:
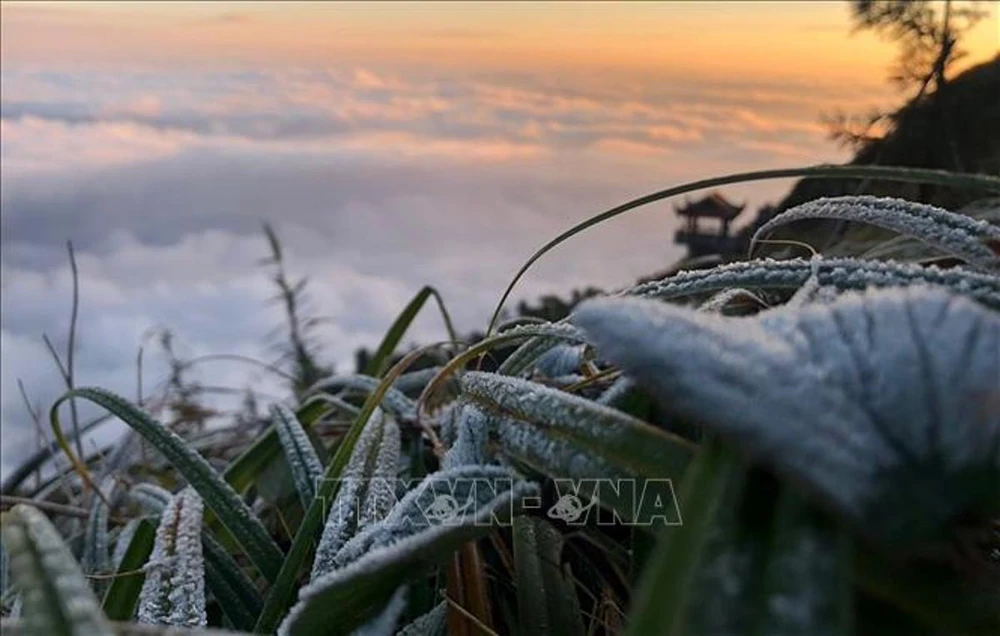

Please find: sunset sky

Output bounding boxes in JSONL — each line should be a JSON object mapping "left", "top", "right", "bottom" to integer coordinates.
{"left": 1, "top": 1, "right": 997, "bottom": 475}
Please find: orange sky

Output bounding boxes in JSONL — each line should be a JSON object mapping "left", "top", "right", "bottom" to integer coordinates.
{"left": 3, "top": 1, "right": 997, "bottom": 84}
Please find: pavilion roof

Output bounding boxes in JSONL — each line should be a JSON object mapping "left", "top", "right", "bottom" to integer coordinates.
{"left": 674, "top": 192, "right": 745, "bottom": 220}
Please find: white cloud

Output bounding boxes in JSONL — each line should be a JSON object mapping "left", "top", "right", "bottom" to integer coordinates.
{"left": 0, "top": 63, "right": 855, "bottom": 480}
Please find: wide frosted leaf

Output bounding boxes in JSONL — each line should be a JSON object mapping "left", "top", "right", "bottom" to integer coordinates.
{"left": 271, "top": 404, "right": 324, "bottom": 507}
{"left": 1, "top": 504, "right": 113, "bottom": 636}
{"left": 280, "top": 465, "right": 538, "bottom": 635}
{"left": 751, "top": 196, "right": 1000, "bottom": 270}
{"left": 137, "top": 488, "right": 206, "bottom": 628}
{"left": 573, "top": 286, "right": 1000, "bottom": 547}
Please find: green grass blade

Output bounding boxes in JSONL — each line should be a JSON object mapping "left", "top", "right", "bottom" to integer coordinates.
{"left": 203, "top": 534, "right": 261, "bottom": 633}
{"left": 102, "top": 519, "right": 155, "bottom": 621}
{"left": 512, "top": 516, "right": 584, "bottom": 636}
{"left": 49, "top": 388, "right": 284, "bottom": 583}
{"left": 364, "top": 285, "right": 458, "bottom": 379}
{"left": 750, "top": 490, "right": 854, "bottom": 636}
{"left": 221, "top": 399, "right": 329, "bottom": 495}
{"left": 487, "top": 164, "right": 1000, "bottom": 333}
{"left": 1, "top": 504, "right": 114, "bottom": 636}
{"left": 626, "top": 439, "right": 739, "bottom": 636}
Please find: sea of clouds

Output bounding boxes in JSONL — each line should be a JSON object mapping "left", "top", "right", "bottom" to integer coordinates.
{"left": 1, "top": 62, "right": 861, "bottom": 478}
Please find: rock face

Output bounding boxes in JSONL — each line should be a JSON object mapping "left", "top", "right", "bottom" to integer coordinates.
{"left": 778, "top": 56, "right": 1000, "bottom": 213}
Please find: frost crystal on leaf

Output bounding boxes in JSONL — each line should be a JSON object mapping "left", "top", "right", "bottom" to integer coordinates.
{"left": 621, "top": 257, "right": 1000, "bottom": 310}
{"left": 573, "top": 286, "right": 1000, "bottom": 547}
{"left": 137, "top": 487, "right": 207, "bottom": 627}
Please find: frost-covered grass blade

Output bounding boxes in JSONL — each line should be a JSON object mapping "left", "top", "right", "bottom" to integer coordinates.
{"left": 512, "top": 516, "right": 584, "bottom": 636}
{"left": 459, "top": 372, "right": 693, "bottom": 480}
{"left": 751, "top": 195, "right": 1000, "bottom": 270}
{"left": 1, "top": 504, "right": 114, "bottom": 636}
{"left": 310, "top": 409, "right": 400, "bottom": 582}
{"left": 137, "top": 488, "right": 206, "bottom": 628}
{"left": 49, "top": 389, "right": 284, "bottom": 582}
{"left": 271, "top": 404, "right": 324, "bottom": 507}
{"left": 279, "top": 465, "right": 538, "bottom": 635}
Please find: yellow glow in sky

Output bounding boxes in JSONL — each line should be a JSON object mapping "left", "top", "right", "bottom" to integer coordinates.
{"left": 2, "top": 1, "right": 998, "bottom": 84}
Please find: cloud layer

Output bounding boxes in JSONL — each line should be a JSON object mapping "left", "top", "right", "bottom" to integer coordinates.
{"left": 1, "top": 63, "right": 856, "bottom": 478}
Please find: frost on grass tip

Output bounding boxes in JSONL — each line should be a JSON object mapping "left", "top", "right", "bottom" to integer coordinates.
{"left": 272, "top": 403, "right": 324, "bottom": 506}
{"left": 137, "top": 487, "right": 207, "bottom": 628}
{"left": 751, "top": 195, "right": 1000, "bottom": 270}
{"left": 310, "top": 409, "right": 400, "bottom": 582}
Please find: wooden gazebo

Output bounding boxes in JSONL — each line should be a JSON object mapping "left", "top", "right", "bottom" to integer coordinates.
{"left": 674, "top": 192, "right": 746, "bottom": 257}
